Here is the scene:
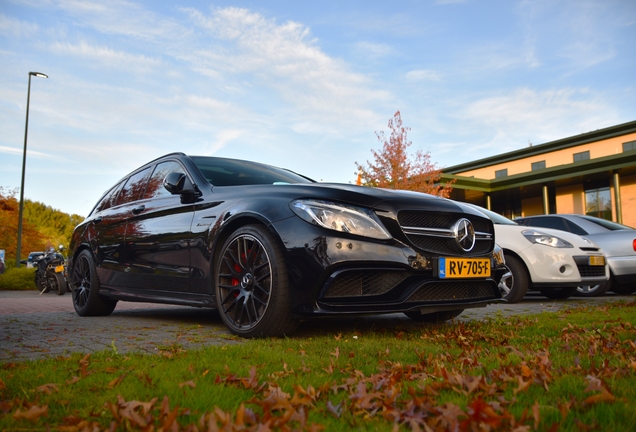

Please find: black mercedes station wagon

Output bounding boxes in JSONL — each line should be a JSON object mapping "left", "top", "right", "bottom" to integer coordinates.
{"left": 68, "top": 153, "right": 505, "bottom": 337}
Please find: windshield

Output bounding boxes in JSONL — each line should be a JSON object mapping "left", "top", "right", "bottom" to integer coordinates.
{"left": 191, "top": 156, "right": 314, "bottom": 186}
{"left": 465, "top": 204, "right": 517, "bottom": 225}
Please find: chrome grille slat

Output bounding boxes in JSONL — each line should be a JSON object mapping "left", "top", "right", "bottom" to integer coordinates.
{"left": 397, "top": 211, "right": 494, "bottom": 256}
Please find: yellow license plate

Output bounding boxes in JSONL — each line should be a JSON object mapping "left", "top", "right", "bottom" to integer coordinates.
{"left": 54, "top": 265, "right": 64, "bottom": 273}
{"left": 439, "top": 257, "right": 490, "bottom": 278}
{"left": 589, "top": 256, "right": 605, "bottom": 266}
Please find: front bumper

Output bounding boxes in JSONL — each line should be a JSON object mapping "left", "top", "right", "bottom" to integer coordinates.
{"left": 272, "top": 217, "right": 505, "bottom": 316}
{"left": 608, "top": 255, "right": 636, "bottom": 284}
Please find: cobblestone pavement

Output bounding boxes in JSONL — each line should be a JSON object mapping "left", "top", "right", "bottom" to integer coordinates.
{"left": 1, "top": 290, "right": 632, "bottom": 362}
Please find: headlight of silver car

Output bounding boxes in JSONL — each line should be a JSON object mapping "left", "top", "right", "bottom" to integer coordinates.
{"left": 522, "top": 229, "right": 573, "bottom": 248}
{"left": 291, "top": 199, "right": 392, "bottom": 240}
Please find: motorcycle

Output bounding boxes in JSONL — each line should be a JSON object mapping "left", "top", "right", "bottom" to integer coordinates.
{"left": 34, "top": 245, "right": 67, "bottom": 295}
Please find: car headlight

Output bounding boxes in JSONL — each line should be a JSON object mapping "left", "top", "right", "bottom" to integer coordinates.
{"left": 522, "top": 229, "right": 573, "bottom": 248}
{"left": 291, "top": 199, "right": 392, "bottom": 240}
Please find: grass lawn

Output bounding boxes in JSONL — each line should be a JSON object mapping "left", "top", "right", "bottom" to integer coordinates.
{"left": 1, "top": 301, "right": 635, "bottom": 431}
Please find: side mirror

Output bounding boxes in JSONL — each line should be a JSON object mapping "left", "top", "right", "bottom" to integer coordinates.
{"left": 164, "top": 172, "right": 196, "bottom": 195}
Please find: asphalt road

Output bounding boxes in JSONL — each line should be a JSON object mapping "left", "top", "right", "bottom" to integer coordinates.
{"left": 1, "top": 290, "right": 632, "bottom": 362}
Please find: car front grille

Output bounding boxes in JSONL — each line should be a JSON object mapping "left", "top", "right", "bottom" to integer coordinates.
{"left": 323, "top": 270, "right": 409, "bottom": 298}
{"left": 321, "top": 270, "right": 499, "bottom": 303}
{"left": 577, "top": 263, "right": 606, "bottom": 278}
{"left": 397, "top": 210, "right": 494, "bottom": 257}
{"left": 406, "top": 281, "right": 497, "bottom": 302}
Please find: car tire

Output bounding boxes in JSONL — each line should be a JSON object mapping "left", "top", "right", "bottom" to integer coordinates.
{"left": 215, "top": 225, "right": 299, "bottom": 338}
{"left": 540, "top": 287, "right": 577, "bottom": 299}
{"left": 499, "top": 254, "right": 529, "bottom": 303}
{"left": 576, "top": 279, "right": 610, "bottom": 297}
{"left": 610, "top": 276, "right": 636, "bottom": 295}
{"left": 404, "top": 309, "right": 464, "bottom": 323}
{"left": 70, "top": 250, "right": 117, "bottom": 316}
{"left": 52, "top": 272, "right": 66, "bottom": 295}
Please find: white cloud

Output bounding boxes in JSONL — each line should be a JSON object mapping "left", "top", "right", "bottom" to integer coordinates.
{"left": 353, "top": 41, "right": 394, "bottom": 59}
{"left": 460, "top": 87, "right": 618, "bottom": 152}
{"left": 406, "top": 69, "right": 442, "bottom": 82}
{"left": 0, "top": 14, "right": 39, "bottom": 36}
{"left": 52, "top": 0, "right": 189, "bottom": 41}
{"left": 50, "top": 41, "right": 162, "bottom": 71}
{"left": 183, "top": 7, "right": 390, "bottom": 128}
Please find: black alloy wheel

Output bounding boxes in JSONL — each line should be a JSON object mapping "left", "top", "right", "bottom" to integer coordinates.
{"left": 404, "top": 309, "right": 464, "bottom": 323}
{"left": 70, "top": 250, "right": 117, "bottom": 316}
{"left": 216, "top": 225, "right": 298, "bottom": 338}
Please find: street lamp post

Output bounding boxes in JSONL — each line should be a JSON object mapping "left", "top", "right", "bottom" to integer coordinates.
{"left": 16, "top": 71, "right": 48, "bottom": 268}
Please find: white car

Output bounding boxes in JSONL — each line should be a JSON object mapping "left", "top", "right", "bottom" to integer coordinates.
{"left": 467, "top": 205, "right": 609, "bottom": 303}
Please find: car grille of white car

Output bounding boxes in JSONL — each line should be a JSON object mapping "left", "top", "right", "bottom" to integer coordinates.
{"left": 576, "top": 263, "right": 606, "bottom": 277}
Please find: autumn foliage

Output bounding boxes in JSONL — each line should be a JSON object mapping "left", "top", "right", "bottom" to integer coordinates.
{"left": 0, "top": 187, "right": 84, "bottom": 262}
{"left": 0, "top": 187, "right": 47, "bottom": 261}
{"left": 356, "top": 111, "right": 455, "bottom": 197}
{"left": 2, "top": 302, "right": 635, "bottom": 430}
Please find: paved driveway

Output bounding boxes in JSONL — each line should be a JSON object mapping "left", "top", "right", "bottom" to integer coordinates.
{"left": 1, "top": 290, "right": 631, "bottom": 362}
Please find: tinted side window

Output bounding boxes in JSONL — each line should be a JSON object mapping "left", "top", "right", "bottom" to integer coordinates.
{"left": 528, "top": 217, "right": 569, "bottom": 232}
{"left": 143, "top": 161, "right": 186, "bottom": 200}
{"left": 116, "top": 168, "right": 152, "bottom": 206}
{"left": 95, "top": 181, "right": 125, "bottom": 212}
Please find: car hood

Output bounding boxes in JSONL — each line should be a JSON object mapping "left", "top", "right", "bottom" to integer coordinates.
{"left": 264, "top": 182, "right": 485, "bottom": 216}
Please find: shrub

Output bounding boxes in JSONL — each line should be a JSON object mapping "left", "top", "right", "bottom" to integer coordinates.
{"left": 0, "top": 265, "right": 36, "bottom": 291}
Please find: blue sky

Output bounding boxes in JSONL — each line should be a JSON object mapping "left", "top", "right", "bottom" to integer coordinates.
{"left": 1, "top": 0, "right": 635, "bottom": 217}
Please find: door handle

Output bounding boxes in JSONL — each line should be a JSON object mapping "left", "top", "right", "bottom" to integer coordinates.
{"left": 132, "top": 205, "right": 146, "bottom": 215}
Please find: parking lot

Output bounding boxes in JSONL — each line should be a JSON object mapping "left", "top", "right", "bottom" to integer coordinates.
{"left": 1, "top": 290, "right": 632, "bottom": 362}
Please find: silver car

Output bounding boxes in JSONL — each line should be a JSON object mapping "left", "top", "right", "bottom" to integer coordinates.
{"left": 515, "top": 214, "right": 636, "bottom": 295}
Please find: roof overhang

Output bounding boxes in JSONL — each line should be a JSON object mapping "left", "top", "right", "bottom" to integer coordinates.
{"left": 441, "top": 151, "right": 636, "bottom": 192}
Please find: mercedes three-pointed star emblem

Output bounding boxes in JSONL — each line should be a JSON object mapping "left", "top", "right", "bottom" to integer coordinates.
{"left": 453, "top": 218, "right": 476, "bottom": 252}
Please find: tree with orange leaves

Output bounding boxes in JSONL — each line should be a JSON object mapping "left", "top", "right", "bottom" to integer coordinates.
{"left": 355, "top": 111, "right": 454, "bottom": 197}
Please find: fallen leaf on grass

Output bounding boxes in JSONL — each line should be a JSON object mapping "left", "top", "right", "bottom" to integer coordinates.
{"left": 583, "top": 391, "right": 615, "bottom": 405}
{"left": 514, "top": 376, "right": 532, "bottom": 395}
{"left": 331, "top": 347, "right": 340, "bottom": 359}
{"left": 326, "top": 401, "right": 342, "bottom": 418}
{"left": 37, "top": 383, "right": 59, "bottom": 394}
{"left": 178, "top": 380, "right": 196, "bottom": 389}
{"left": 66, "top": 376, "right": 80, "bottom": 385}
{"left": 13, "top": 405, "right": 48, "bottom": 422}
{"left": 108, "top": 373, "right": 128, "bottom": 388}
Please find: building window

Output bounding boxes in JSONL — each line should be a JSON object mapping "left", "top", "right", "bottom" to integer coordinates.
{"left": 624, "top": 140, "right": 636, "bottom": 152}
{"left": 531, "top": 160, "right": 546, "bottom": 171}
{"left": 495, "top": 169, "right": 508, "bottom": 178}
{"left": 573, "top": 151, "right": 590, "bottom": 162}
{"left": 585, "top": 187, "right": 611, "bottom": 220}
